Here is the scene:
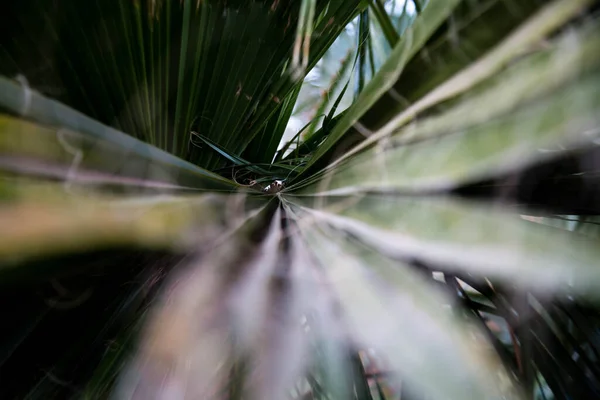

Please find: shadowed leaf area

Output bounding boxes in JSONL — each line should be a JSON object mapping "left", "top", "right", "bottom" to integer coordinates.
{"left": 1, "top": 0, "right": 600, "bottom": 399}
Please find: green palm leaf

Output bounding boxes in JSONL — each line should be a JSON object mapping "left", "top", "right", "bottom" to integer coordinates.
{"left": 2, "top": 0, "right": 600, "bottom": 399}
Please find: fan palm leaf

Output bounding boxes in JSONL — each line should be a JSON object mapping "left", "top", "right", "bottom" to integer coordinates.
{"left": 1, "top": 0, "right": 600, "bottom": 399}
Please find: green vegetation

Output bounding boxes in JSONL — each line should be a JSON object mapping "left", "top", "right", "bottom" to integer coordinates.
{"left": 1, "top": 0, "right": 600, "bottom": 398}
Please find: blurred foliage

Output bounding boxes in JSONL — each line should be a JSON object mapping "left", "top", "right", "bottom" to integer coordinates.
{"left": 1, "top": 0, "right": 600, "bottom": 399}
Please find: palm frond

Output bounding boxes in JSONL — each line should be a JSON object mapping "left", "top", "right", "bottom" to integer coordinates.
{"left": 2, "top": 0, "right": 600, "bottom": 399}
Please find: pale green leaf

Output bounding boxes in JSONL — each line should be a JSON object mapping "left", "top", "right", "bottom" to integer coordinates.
{"left": 292, "top": 195, "right": 600, "bottom": 298}
{"left": 322, "top": 0, "right": 594, "bottom": 171}
{"left": 292, "top": 211, "right": 521, "bottom": 400}
{"left": 302, "top": 0, "right": 462, "bottom": 171}
{"left": 0, "top": 111, "right": 235, "bottom": 192}
{"left": 0, "top": 189, "right": 263, "bottom": 264}
{"left": 314, "top": 69, "right": 600, "bottom": 194}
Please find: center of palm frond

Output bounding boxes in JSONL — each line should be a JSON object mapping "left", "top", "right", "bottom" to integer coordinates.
{"left": 190, "top": 131, "right": 292, "bottom": 193}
